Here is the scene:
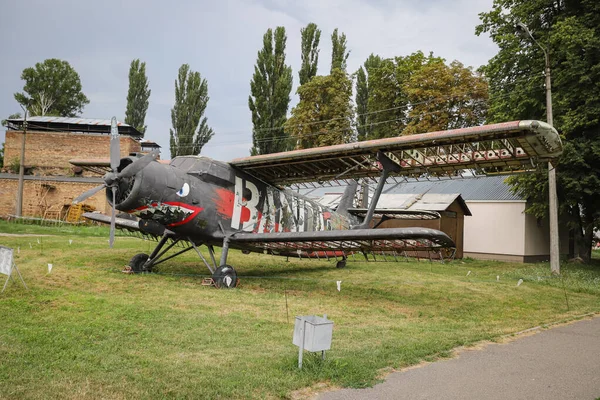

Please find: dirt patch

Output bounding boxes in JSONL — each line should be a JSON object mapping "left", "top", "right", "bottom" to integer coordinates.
{"left": 290, "top": 382, "right": 339, "bottom": 400}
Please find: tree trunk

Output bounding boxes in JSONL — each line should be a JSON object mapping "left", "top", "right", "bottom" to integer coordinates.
{"left": 571, "top": 206, "right": 585, "bottom": 259}
{"left": 581, "top": 215, "right": 594, "bottom": 263}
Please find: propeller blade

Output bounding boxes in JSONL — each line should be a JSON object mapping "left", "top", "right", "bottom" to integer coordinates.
{"left": 110, "top": 117, "right": 121, "bottom": 172}
{"left": 117, "top": 150, "right": 159, "bottom": 179}
{"left": 72, "top": 184, "right": 106, "bottom": 204}
{"left": 109, "top": 186, "right": 116, "bottom": 248}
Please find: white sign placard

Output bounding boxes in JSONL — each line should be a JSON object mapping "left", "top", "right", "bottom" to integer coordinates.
{"left": 0, "top": 246, "right": 14, "bottom": 276}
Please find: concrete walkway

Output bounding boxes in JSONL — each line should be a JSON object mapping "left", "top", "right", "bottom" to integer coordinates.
{"left": 318, "top": 316, "right": 600, "bottom": 400}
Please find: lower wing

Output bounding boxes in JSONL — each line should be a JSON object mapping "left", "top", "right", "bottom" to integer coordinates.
{"left": 228, "top": 227, "right": 455, "bottom": 257}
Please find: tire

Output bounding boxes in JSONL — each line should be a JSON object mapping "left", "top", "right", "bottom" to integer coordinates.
{"left": 129, "top": 253, "right": 151, "bottom": 273}
{"left": 212, "top": 265, "right": 238, "bottom": 288}
{"left": 336, "top": 260, "right": 347, "bottom": 269}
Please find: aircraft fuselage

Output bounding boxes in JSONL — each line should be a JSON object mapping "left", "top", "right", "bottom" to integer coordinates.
{"left": 111, "top": 155, "right": 354, "bottom": 247}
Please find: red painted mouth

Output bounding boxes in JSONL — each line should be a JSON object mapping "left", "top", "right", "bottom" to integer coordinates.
{"left": 133, "top": 201, "right": 203, "bottom": 227}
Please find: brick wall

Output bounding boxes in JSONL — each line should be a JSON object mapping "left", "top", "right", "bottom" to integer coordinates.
{"left": 3, "top": 130, "right": 141, "bottom": 173}
{"left": 0, "top": 175, "right": 109, "bottom": 218}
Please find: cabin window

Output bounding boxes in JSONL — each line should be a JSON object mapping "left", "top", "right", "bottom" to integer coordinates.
{"left": 208, "top": 162, "right": 233, "bottom": 182}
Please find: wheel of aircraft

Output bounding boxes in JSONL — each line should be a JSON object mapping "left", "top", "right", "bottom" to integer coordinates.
{"left": 129, "top": 253, "right": 152, "bottom": 273}
{"left": 212, "top": 265, "right": 238, "bottom": 289}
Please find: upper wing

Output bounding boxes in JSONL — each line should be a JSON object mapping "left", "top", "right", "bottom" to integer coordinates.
{"left": 230, "top": 120, "right": 562, "bottom": 187}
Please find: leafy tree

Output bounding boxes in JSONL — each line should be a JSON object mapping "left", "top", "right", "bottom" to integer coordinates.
{"left": 249, "top": 27, "right": 293, "bottom": 155}
{"left": 367, "top": 52, "right": 443, "bottom": 139}
{"left": 1, "top": 112, "right": 22, "bottom": 128}
{"left": 285, "top": 68, "right": 354, "bottom": 149}
{"left": 404, "top": 60, "right": 488, "bottom": 134}
{"left": 0, "top": 142, "right": 4, "bottom": 168}
{"left": 299, "top": 23, "right": 321, "bottom": 85}
{"left": 330, "top": 28, "right": 349, "bottom": 73}
{"left": 356, "top": 54, "right": 382, "bottom": 141}
{"left": 477, "top": 0, "right": 600, "bottom": 262}
{"left": 169, "top": 64, "right": 214, "bottom": 157}
{"left": 124, "top": 59, "right": 151, "bottom": 135}
{"left": 14, "top": 58, "right": 89, "bottom": 117}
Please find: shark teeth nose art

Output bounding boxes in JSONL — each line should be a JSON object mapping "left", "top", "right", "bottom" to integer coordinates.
{"left": 134, "top": 201, "right": 203, "bottom": 227}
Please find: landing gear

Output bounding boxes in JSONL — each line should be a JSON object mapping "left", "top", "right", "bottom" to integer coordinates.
{"left": 133, "top": 232, "right": 240, "bottom": 288}
{"left": 212, "top": 265, "right": 238, "bottom": 289}
{"left": 129, "top": 253, "right": 152, "bottom": 272}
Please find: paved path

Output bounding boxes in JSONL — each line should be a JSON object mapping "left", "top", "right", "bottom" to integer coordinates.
{"left": 318, "top": 316, "right": 600, "bottom": 400}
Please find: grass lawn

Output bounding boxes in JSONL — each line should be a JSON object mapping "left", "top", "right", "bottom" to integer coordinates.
{"left": 1, "top": 221, "right": 599, "bottom": 399}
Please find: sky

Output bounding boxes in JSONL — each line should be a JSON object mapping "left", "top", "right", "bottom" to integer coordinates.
{"left": 0, "top": 0, "right": 498, "bottom": 162}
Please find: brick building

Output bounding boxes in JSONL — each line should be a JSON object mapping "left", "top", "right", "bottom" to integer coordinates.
{"left": 1, "top": 117, "right": 144, "bottom": 219}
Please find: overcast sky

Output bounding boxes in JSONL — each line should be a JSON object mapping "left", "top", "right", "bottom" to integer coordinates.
{"left": 0, "top": 0, "right": 498, "bottom": 161}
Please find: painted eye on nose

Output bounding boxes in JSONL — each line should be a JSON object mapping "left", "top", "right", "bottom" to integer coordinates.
{"left": 176, "top": 183, "right": 190, "bottom": 197}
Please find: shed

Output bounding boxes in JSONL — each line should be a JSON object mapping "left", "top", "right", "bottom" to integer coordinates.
{"left": 373, "top": 193, "right": 471, "bottom": 259}
{"left": 314, "top": 190, "right": 471, "bottom": 259}
{"left": 384, "top": 176, "right": 569, "bottom": 262}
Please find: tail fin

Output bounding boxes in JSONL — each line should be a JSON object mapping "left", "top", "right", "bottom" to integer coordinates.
{"left": 336, "top": 180, "right": 358, "bottom": 217}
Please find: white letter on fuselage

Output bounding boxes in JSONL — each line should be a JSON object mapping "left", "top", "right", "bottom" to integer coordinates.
{"left": 231, "top": 177, "right": 260, "bottom": 231}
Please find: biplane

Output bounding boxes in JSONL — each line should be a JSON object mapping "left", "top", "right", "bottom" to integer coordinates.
{"left": 76, "top": 119, "right": 562, "bottom": 288}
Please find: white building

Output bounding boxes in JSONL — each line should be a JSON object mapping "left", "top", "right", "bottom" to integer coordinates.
{"left": 383, "top": 176, "right": 569, "bottom": 262}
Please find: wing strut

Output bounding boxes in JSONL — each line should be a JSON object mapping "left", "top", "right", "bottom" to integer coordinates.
{"left": 354, "top": 151, "right": 401, "bottom": 229}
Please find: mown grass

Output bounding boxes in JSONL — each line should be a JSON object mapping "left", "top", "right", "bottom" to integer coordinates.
{"left": 1, "top": 223, "right": 599, "bottom": 399}
{"left": 0, "top": 219, "right": 115, "bottom": 237}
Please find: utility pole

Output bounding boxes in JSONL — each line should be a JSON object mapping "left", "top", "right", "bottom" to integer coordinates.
{"left": 516, "top": 22, "right": 560, "bottom": 274}
{"left": 15, "top": 111, "right": 27, "bottom": 218}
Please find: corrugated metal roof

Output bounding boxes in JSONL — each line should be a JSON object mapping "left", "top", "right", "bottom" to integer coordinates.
{"left": 11, "top": 116, "right": 128, "bottom": 126}
{"left": 319, "top": 193, "right": 343, "bottom": 208}
{"left": 378, "top": 193, "right": 458, "bottom": 210}
{"left": 316, "top": 191, "right": 472, "bottom": 215}
{"left": 374, "top": 193, "right": 472, "bottom": 215}
{"left": 303, "top": 175, "right": 523, "bottom": 202}
{"left": 6, "top": 116, "right": 143, "bottom": 137}
{"left": 384, "top": 175, "right": 523, "bottom": 201}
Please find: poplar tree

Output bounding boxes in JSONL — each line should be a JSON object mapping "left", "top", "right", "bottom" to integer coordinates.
{"left": 330, "top": 28, "right": 349, "bottom": 73}
{"left": 169, "top": 64, "right": 214, "bottom": 157}
{"left": 249, "top": 27, "right": 293, "bottom": 155}
{"left": 355, "top": 54, "right": 382, "bottom": 141}
{"left": 124, "top": 59, "right": 151, "bottom": 135}
{"left": 299, "top": 23, "right": 321, "bottom": 85}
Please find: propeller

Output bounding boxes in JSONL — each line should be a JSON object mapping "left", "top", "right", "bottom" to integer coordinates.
{"left": 73, "top": 117, "right": 158, "bottom": 247}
